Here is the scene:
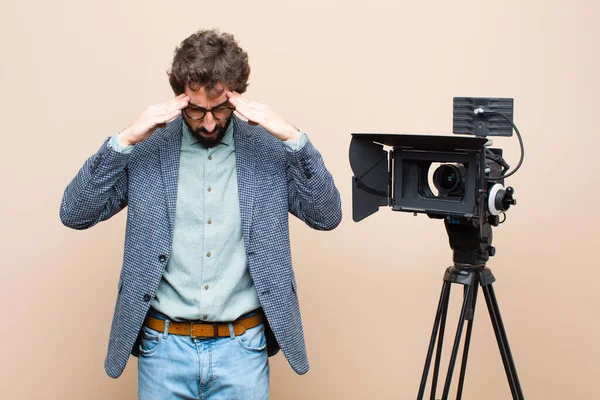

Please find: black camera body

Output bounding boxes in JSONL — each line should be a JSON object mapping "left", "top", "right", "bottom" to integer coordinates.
{"left": 350, "top": 133, "right": 507, "bottom": 219}
{"left": 350, "top": 97, "right": 517, "bottom": 264}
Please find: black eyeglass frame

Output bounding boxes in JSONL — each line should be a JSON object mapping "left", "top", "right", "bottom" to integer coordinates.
{"left": 182, "top": 99, "right": 236, "bottom": 121}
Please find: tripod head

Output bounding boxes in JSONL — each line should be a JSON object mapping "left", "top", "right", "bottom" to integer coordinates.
{"left": 440, "top": 182, "right": 516, "bottom": 266}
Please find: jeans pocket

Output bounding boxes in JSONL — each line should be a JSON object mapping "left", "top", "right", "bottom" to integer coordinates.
{"left": 235, "top": 323, "right": 267, "bottom": 352}
{"left": 139, "top": 326, "right": 162, "bottom": 357}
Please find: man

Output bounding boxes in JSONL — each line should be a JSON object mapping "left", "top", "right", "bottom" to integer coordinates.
{"left": 60, "top": 29, "right": 341, "bottom": 399}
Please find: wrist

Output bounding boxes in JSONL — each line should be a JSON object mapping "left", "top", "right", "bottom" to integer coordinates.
{"left": 283, "top": 126, "right": 300, "bottom": 142}
{"left": 118, "top": 130, "right": 134, "bottom": 147}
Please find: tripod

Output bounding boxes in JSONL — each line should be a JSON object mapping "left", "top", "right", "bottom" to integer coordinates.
{"left": 416, "top": 264, "right": 524, "bottom": 400}
{"left": 416, "top": 216, "right": 524, "bottom": 400}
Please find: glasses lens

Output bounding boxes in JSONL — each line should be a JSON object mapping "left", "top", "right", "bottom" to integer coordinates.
{"left": 185, "top": 108, "right": 206, "bottom": 120}
{"left": 212, "top": 107, "right": 233, "bottom": 120}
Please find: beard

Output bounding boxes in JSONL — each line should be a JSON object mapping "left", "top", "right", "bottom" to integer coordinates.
{"left": 183, "top": 116, "right": 232, "bottom": 148}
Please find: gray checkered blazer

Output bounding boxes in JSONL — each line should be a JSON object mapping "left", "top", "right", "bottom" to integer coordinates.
{"left": 60, "top": 115, "right": 342, "bottom": 378}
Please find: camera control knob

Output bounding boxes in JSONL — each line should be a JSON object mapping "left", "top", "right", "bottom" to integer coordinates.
{"left": 502, "top": 186, "right": 516, "bottom": 209}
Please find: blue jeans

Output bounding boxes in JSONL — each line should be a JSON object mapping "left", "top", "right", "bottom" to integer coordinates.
{"left": 137, "top": 310, "right": 270, "bottom": 399}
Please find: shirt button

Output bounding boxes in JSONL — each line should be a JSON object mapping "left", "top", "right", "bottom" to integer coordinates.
{"left": 202, "top": 315, "right": 208, "bottom": 320}
{"left": 143, "top": 294, "right": 151, "bottom": 302}
{"left": 158, "top": 255, "right": 166, "bottom": 262}
{"left": 208, "top": 155, "right": 212, "bottom": 160}
{"left": 207, "top": 187, "right": 212, "bottom": 192}
{"left": 207, "top": 219, "right": 212, "bottom": 225}
{"left": 206, "top": 252, "right": 211, "bottom": 257}
{"left": 205, "top": 285, "right": 209, "bottom": 290}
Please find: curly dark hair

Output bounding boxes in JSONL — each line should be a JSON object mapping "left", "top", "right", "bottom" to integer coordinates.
{"left": 168, "top": 29, "right": 250, "bottom": 97}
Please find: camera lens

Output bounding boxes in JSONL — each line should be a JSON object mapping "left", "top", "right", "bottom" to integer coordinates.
{"left": 433, "top": 164, "right": 465, "bottom": 195}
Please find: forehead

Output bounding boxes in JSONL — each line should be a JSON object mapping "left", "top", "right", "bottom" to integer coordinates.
{"left": 184, "top": 84, "right": 229, "bottom": 107}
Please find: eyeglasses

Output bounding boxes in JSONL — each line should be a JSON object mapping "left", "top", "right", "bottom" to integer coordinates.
{"left": 183, "top": 100, "right": 235, "bottom": 121}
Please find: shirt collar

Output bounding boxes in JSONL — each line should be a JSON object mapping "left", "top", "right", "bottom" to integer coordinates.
{"left": 182, "top": 118, "right": 234, "bottom": 147}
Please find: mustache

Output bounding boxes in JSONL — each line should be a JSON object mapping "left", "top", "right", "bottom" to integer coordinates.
{"left": 195, "top": 125, "right": 224, "bottom": 135}
{"left": 196, "top": 127, "right": 218, "bottom": 134}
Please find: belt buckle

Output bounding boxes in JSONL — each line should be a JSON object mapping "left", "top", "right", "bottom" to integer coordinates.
{"left": 189, "top": 322, "right": 219, "bottom": 339}
{"left": 189, "top": 321, "right": 198, "bottom": 339}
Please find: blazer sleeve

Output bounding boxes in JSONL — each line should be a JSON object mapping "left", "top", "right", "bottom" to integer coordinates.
{"left": 59, "top": 137, "right": 131, "bottom": 230}
{"left": 285, "top": 135, "right": 342, "bottom": 230}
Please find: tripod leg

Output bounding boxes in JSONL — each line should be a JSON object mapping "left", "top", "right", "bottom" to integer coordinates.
{"left": 429, "top": 281, "right": 451, "bottom": 400}
{"left": 456, "top": 279, "right": 480, "bottom": 400}
{"left": 481, "top": 283, "right": 525, "bottom": 400}
{"left": 417, "top": 280, "right": 452, "bottom": 400}
{"left": 441, "top": 282, "right": 473, "bottom": 400}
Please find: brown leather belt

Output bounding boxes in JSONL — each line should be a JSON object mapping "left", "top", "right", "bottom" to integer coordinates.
{"left": 144, "top": 311, "right": 264, "bottom": 339}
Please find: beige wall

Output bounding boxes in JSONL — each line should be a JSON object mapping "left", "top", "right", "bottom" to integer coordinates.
{"left": 2, "top": 0, "right": 598, "bottom": 398}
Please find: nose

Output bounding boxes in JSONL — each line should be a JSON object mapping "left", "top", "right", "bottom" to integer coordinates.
{"left": 203, "top": 112, "right": 217, "bottom": 132}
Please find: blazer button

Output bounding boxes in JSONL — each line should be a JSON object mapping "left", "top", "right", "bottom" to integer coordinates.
{"left": 143, "top": 294, "right": 151, "bottom": 302}
{"left": 158, "top": 255, "right": 166, "bottom": 262}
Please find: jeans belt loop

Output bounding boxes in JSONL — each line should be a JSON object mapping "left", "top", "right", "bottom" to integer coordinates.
{"left": 163, "top": 320, "right": 170, "bottom": 339}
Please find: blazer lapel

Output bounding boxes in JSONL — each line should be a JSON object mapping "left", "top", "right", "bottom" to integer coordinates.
{"left": 159, "top": 116, "right": 183, "bottom": 236}
{"left": 233, "top": 116, "right": 256, "bottom": 249}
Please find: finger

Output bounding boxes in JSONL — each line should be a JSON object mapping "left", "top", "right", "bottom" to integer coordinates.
{"left": 226, "top": 93, "right": 239, "bottom": 107}
{"left": 233, "top": 104, "right": 261, "bottom": 124}
{"left": 164, "top": 94, "right": 189, "bottom": 110}
{"left": 165, "top": 109, "right": 182, "bottom": 123}
{"left": 175, "top": 97, "right": 189, "bottom": 110}
{"left": 233, "top": 109, "right": 250, "bottom": 122}
{"left": 161, "top": 97, "right": 189, "bottom": 116}
{"left": 172, "top": 94, "right": 189, "bottom": 108}
{"left": 231, "top": 97, "right": 260, "bottom": 114}
{"left": 234, "top": 107, "right": 261, "bottom": 126}
{"left": 227, "top": 91, "right": 251, "bottom": 108}
{"left": 157, "top": 107, "right": 184, "bottom": 124}
{"left": 242, "top": 104, "right": 264, "bottom": 122}
{"left": 231, "top": 98, "right": 250, "bottom": 116}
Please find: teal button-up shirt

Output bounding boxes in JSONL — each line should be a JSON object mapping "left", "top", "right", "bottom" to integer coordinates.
{"left": 109, "top": 120, "right": 306, "bottom": 322}
{"left": 152, "top": 121, "right": 261, "bottom": 322}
